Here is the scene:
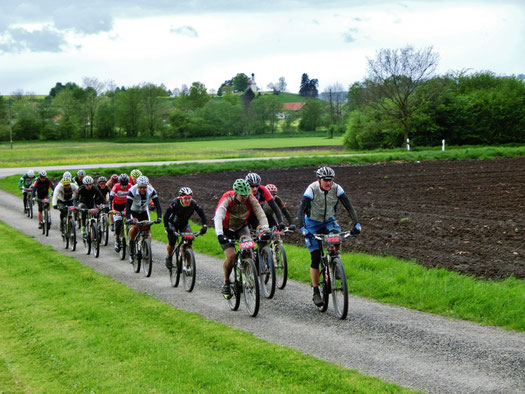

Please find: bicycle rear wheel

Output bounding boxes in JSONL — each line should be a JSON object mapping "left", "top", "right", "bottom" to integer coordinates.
{"left": 274, "top": 244, "right": 288, "bottom": 290}
{"left": 62, "top": 217, "right": 69, "bottom": 249}
{"left": 227, "top": 277, "right": 241, "bottom": 311}
{"left": 259, "top": 246, "right": 276, "bottom": 299}
{"left": 132, "top": 241, "right": 141, "bottom": 273}
{"left": 83, "top": 225, "right": 91, "bottom": 255}
{"left": 331, "top": 257, "right": 348, "bottom": 320}
{"left": 182, "top": 248, "right": 196, "bottom": 292}
{"left": 91, "top": 222, "right": 100, "bottom": 258}
{"left": 119, "top": 235, "right": 127, "bottom": 260}
{"left": 317, "top": 266, "right": 329, "bottom": 313}
{"left": 170, "top": 248, "right": 181, "bottom": 287}
{"left": 141, "top": 239, "right": 153, "bottom": 277}
{"left": 101, "top": 215, "right": 109, "bottom": 246}
{"left": 242, "top": 258, "right": 260, "bottom": 317}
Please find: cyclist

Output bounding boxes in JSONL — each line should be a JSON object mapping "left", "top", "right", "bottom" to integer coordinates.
{"left": 214, "top": 179, "right": 270, "bottom": 297}
{"left": 52, "top": 174, "right": 78, "bottom": 232}
{"left": 74, "top": 170, "right": 86, "bottom": 186}
{"left": 130, "top": 169, "right": 142, "bottom": 186}
{"left": 109, "top": 174, "right": 132, "bottom": 251}
{"left": 31, "top": 170, "right": 54, "bottom": 229}
{"left": 125, "top": 175, "right": 162, "bottom": 262}
{"left": 245, "top": 172, "right": 286, "bottom": 231}
{"left": 163, "top": 187, "right": 208, "bottom": 270}
{"left": 75, "top": 176, "right": 106, "bottom": 237}
{"left": 264, "top": 184, "right": 296, "bottom": 230}
{"left": 18, "top": 169, "right": 36, "bottom": 213}
{"left": 297, "top": 166, "right": 361, "bottom": 308}
{"left": 106, "top": 174, "right": 119, "bottom": 189}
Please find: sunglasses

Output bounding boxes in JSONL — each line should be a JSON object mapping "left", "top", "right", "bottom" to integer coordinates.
{"left": 138, "top": 186, "right": 147, "bottom": 189}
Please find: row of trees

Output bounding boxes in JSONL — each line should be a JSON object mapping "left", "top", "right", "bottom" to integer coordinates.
{"left": 343, "top": 46, "right": 525, "bottom": 149}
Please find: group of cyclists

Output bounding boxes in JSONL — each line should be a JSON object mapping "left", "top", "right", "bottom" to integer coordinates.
{"left": 19, "top": 165, "right": 361, "bottom": 309}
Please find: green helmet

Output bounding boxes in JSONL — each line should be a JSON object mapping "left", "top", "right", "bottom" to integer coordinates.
{"left": 130, "top": 169, "right": 142, "bottom": 178}
{"left": 233, "top": 179, "right": 251, "bottom": 196}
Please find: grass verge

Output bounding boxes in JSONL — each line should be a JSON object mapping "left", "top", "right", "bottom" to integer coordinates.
{"left": 0, "top": 220, "right": 409, "bottom": 393}
{"left": 148, "top": 221, "right": 525, "bottom": 332}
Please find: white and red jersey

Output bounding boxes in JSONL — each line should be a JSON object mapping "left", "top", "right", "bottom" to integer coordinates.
{"left": 110, "top": 183, "right": 131, "bottom": 205}
{"left": 214, "top": 190, "right": 268, "bottom": 236}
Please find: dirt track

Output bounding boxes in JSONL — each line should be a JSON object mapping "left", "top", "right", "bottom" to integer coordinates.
{"left": 152, "top": 157, "right": 525, "bottom": 280}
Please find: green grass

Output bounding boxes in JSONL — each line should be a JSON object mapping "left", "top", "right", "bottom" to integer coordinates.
{"left": 0, "top": 220, "right": 410, "bottom": 393}
{"left": 0, "top": 137, "right": 343, "bottom": 168}
{"left": 149, "top": 220, "right": 525, "bottom": 332}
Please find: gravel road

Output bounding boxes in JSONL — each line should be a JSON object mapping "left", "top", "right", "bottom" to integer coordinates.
{"left": 0, "top": 189, "right": 523, "bottom": 393}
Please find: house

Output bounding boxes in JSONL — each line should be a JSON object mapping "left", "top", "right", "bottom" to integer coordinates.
{"left": 277, "top": 102, "right": 305, "bottom": 119}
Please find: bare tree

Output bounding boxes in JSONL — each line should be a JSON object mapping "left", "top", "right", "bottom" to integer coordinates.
{"left": 82, "top": 77, "right": 106, "bottom": 138}
{"left": 365, "top": 45, "right": 439, "bottom": 145}
{"left": 324, "top": 82, "right": 346, "bottom": 125}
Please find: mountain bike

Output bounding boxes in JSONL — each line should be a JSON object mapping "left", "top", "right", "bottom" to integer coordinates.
{"left": 223, "top": 237, "right": 260, "bottom": 317}
{"left": 37, "top": 198, "right": 51, "bottom": 236}
{"left": 269, "top": 227, "right": 294, "bottom": 290}
{"left": 97, "top": 204, "right": 110, "bottom": 247}
{"left": 60, "top": 205, "right": 77, "bottom": 251}
{"left": 129, "top": 220, "right": 158, "bottom": 277}
{"left": 80, "top": 207, "right": 101, "bottom": 258}
{"left": 251, "top": 229, "right": 275, "bottom": 299}
{"left": 169, "top": 230, "right": 202, "bottom": 292}
{"left": 24, "top": 187, "right": 33, "bottom": 218}
{"left": 313, "top": 231, "right": 353, "bottom": 320}
{"left": 110, "top": 209, "right": 129, "bottom": 260}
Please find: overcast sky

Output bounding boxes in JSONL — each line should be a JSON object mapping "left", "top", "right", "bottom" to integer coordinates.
{"left": 0, "top": 0, "right": 523, "bottom": 95}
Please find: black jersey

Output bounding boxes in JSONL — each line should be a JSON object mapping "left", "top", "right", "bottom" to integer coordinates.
{"left": 163, "top": 197, "right": 207, "bottom": 231}
{"left": 32, "top": 178, "right": 54, "bottom": 199}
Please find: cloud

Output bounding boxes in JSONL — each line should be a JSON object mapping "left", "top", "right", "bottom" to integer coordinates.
{"left": 170, "top": 25, "right": 198, "bottom": 38}
{"left": 343, "top": 27, "right": 359, "bottom": 43}
{"left": 0, "top": 26, "right": 67, "bottom": 53}
{"left": 52, "top": 6, "right": 114, "bottom": 35}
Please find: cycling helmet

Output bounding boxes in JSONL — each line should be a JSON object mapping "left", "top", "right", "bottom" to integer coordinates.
{"left": 316, "top": 166, "right": 335, "bottom": 180}
{"left": 27, "top": 170, "right": 35, "bottom": 178}
{"left": 178, "top": 187, "right": 193, "bottom": 196}
{"left": 118, "top": 174, "right": 129, "bottom": 186}
{"left": 39, "top": 170, "right": 47, "bottom": 177}
{"left": 63, "top": 171, "right": 71, "bottom": 178}
{"left": 245, "top": 172, "right": 261, "bottom": 186}
{"left": 110, "top": 174, "right": 118, "bottom": 182}
{"left": 61, "top": 176, "right": 72, "bottom": 186}
{"left": 266, "top": 184, "right": 278, "bottom": 194}
{"left": 83, "top": 176, "right": 94, "bottom": 185}
{"left": 77, "top": 170, "right": 86, "bottom": 177}
{"left": 233, "top": 179, "right": 251, "bottom": 196}
{"left": 136, "top": 175, "right": 149, "bottom": 186}
{"left": 130, "top": 169, "right": 142, "bottom": 178}
{"left": 97, "top": 176, "right": 107, "bottom": 183}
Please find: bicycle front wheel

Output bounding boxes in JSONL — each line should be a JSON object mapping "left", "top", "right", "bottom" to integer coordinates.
{"left": 83, "top": 227, "right": 91, "bottom": 255}
{"left": 317, "top": 266, "right": 329, "bottom": 313}
{"left": 182, "top": 248, "right": 196, "bottom": 292}
{"left": 170, "top": 248, "right": 181, "bottom": 287}
{"left": 62, "top": 217, "right": 69, "bottom": 249}
{"left": 331, "top": 257, "right": 348, "bottom": 320}
{"left": 69, "top": 218, "right": 77, "bottom": 251}
{"left": 227, "top": 277, "right": 241, "bottom": 311}
{"left": 91, "top": 222, "right": 100, "bottom": 258}
{"left": 28, "top": 201, "right": 33, "bottom": 218}
{"left": 141, "top": 239, "right": 153, "bottom": 277}
{"left": 120, "top": 235, "right": 127, "bottom": 260}
{"left": 101, "top": 215, "right": 109, "bottom": 246}
{"left": 259, "top": 246, "right": 276, "bottom": 299}
{"left": 274, "top": 244, "right": 288, "bottom": 290}
{"left": 133, "top": 241, "right": 141, "bottom": 273}
{"left": 242, "top": 258, "right": 260, "bottom": 317}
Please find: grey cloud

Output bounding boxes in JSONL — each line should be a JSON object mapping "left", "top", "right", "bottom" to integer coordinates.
{"left": 53, "top": 6, "right": 113, "bottom": 35}
{"left": 170, "top": 26, "right": 198, "bottom": 38}
{"left": 0, "top": 26, "right": 67, "bottom": 53}
{"left": 343, "top": 27, "right": 358, "bottom": 43}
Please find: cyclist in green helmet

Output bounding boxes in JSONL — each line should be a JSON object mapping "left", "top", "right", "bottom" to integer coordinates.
{"left": 214, "top": 179, "right": 270, "bottom": 297}
{"left": 130, "top": 169, "right": 142, "bottom": 186}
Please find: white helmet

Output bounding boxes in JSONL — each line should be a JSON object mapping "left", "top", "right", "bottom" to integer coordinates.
{"left": 83, "top": 176, "right": 94, "bottom": 185}
{"left": 136, "top": 175, "right": 149, "bottom": 186}
{"left": 63, "top": 171, "right": 72, "bottom": 178}
{"left": 27, "top": 170, "right": 35, "bottom": 178}
{"left": 39, "top": 170, "right": 47, "bottom": 177}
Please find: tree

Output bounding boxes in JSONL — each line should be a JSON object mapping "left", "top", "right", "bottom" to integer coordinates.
{"left": 82, "top": 77, "right": 106, "bottom": 138}
{"left": 94, "top": 98, "right": 116, "bottom": 138}
{"left": 365, "top": 45, "right": 439, "bottom": 145}
{"left": 141, "top": 83, "right": 167, "bottom": 136}
{"left": 252, "top": 95, "right": 282, "bottom": 133}
{"left": 115, "top": 86, "right": 143, "bottom": 137}
{"left": 299, "top": 100, "right": 324, "bottom": 131}
{"left": 299, "top": 73, "right": 319, "bottom": 98}
{"left": 324, "top": 82, "right": 346, "bottom": 125}
{"left": 267, "top": 76, "right": 287, "bottom": 94}
{"left": 188, "top": 82, "right": 210, "bottom": 110}
{"left": 232, "top": 73, "right": 249, "bottom": 92}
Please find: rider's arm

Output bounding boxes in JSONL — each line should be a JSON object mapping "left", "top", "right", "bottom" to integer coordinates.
{"left": 213, "top": 192, "right": 231, "bottom": 236}
{"left": 338, "top": 193, "right": 359, "bottom": 225}
{"left": 249, "top": 196, "right": 269, "bottom": 230}
{"left": 125, "top": 193, "right": 133, "bottom": 220}
{"left": 297, "top": 195, "right": 312, "bottom": 228}
{"left": 162, "top": 203, "right": 173, "bottom": 229}
{"left": 152, "top": 196, "right": 162, "bottom": 219}
{"left": 18, "top": 176, "right": 24, "bottom": 188}
{"left": 51, "top": 183, "right": 62, "bottom": 207}
{"left": 194, "top": 201, "right": 208, "bottom": 226}
{"left": 267, "top": 198, "right": 284, "bottom": 224}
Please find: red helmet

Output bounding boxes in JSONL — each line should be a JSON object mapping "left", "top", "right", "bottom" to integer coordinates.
{"left": 265, "top": 184, "right": 278, "bottom": 194}
{"left": 110, "top": 174, "right": 118, "bottom": 182}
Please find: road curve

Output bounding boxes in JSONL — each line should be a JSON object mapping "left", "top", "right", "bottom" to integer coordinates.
{"left": 0, "top": 189, "right": 523, "bottom": 393}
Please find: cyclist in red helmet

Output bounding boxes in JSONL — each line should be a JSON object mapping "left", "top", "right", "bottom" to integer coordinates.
{"left": 264, "top": 184, "right": 295, "bottom": 230}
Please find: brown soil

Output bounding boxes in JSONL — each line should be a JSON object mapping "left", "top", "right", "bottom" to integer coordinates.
{"left": 151, "top": 157, "right": 525, "bottom": 280}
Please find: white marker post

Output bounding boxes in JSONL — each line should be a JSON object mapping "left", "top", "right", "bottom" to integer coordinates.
{"left": 406, "top": 138, "right": 410, "bottom": 151}
{"left": 442, "top": 139, "right": 446, "bottom": 151}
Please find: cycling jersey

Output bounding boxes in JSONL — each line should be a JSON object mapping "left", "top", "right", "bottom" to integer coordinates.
{"left": 110, "top": 183, "right": 131, "bottom": 205}
{"left": 18, "top": 174, "right": 35, "bottom": 190}
{"left": 125, "top": 184, "right": 162, "bottom": 220}
{"left": 252, "top": 185, "right": 273, "bottom": 206}
{"left": 32, "top": 178, "right": 54, "bottom": 199}
{"left": 248, "top": 185, "right": 283, "bottom": 228}
{"left": 214, "top": 190, "right": 268, "bottom": 235}
{"left": 52, "top": 182, "right": 78, "bottom": 206}
{"left": 76, "top": 184, "right": 106, "bottom": 209}
{"left": 73, "top": 176, "right": 83, "bottom": 186}
{"left": 163, "top": 197, "right": 207, "bottom": 231}
{"left": 95, "top": 185, "right": 110, "bottom": 205}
